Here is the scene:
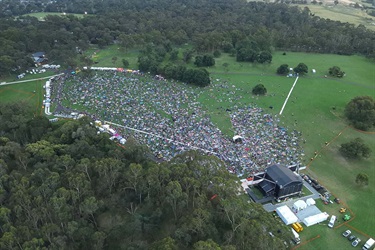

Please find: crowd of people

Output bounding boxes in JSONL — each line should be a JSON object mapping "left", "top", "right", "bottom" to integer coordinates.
{"left": 51, "top": 71, "right": 305, "bottom": 177}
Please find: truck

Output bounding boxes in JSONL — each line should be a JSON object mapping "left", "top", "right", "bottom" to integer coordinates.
{"left": 362, "top": 238, "right": 375, "bottom": 250}
{"left": 291, "top": 228, "right": 301, "bottom": 244}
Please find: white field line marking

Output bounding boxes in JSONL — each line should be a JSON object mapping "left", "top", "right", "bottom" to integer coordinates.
{"left": 279, "top": 76, "right": 299, "bottom": 115}
{"left": 0, "top": 73, "right": 64, "bottom": 86}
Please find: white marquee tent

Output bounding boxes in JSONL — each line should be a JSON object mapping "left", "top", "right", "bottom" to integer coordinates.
{"left": 293, "top": 200, "right": 307, "bottom": 211}
{"left": 276, "top": 205, "right": 298, "bottom": 225}
{"left": 232, "top": 135, "right": 244, "bottom": 143}
{"left": 306, "top": 198, "right": 316, "bottom": 206}
{"left": 302, "top": 212, "right": 329, "bottom": 227}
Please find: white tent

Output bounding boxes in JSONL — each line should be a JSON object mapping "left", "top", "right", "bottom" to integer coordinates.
{"left": 276, "top": 205, "right": 298, "bottom": 225}
{"left": 306, "top": 198, "right": 316, "bottom": 206}
{"left": 302, "top": 212, "right": 329, "bottom": 227}
{"left": 293, "top": 200, "right": 307, "bottom": 211}
{"left": 232, "top": 135, "right": 244, "bottom": 143}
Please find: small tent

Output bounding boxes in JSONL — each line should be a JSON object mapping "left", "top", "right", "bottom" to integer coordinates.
{"left": 233, "top": 135, "right": 244, "bottom": 143}
{"left": 293, "top": 200, "right": 307, "bottom": 211}
{"left": 306, "top": 198, "right": 316, "bottom": 206}
{"left": 302, "top": 212, "right": 329, "bottom": 227}
{"left": 276, "top": 205, "right": 298, "bottom": 225}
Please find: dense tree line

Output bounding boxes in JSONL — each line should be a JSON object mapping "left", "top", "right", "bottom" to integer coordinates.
{"left": 1, "top": 0, "right": 375, "bottom": 76}
{"left": 136, "top": 45, "right": 210, "bottom": 86}
{"left": 0, "top": 102, "right": 292, "bottom": 249}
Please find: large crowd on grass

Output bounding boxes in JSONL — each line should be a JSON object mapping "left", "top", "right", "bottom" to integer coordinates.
{"left": 52, "top": 71, "right": 304, "bottom": 177}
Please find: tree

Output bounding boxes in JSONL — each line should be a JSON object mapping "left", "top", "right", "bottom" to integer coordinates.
{"left": 118, "top": 33, "right": 135, "bottom": 52}
{"left": 252, "top": 84, "right": 267, "bottom": 95}
{"left": 355, "top": 173, "right": 369, "bottom": 186}
{"left": 112, "top": 56, "right": 118, "bottom": 65}
{"left": 194, "top": 239, "right": 221, "bottom": 250}
{"left": 213, "top": 50, "right": 221, "bottom": 58}
{"left": 122, "top": 59, "right": 129, "bottom": 68}
{"left": 293, "top": 63, "right": 308, "bottom": 75}
{"left": 194, "top": 55, "right": 215, "bottom": 67}
{"left": 276, "top": 64, "right": 289, "bottom": 75}
{"left": 182, "top": 49, "right": 194, "bottom": 63}
{"left": 183, "top": 68, "right": 211, "bottom": 87}
{"left": 345, "top": 96, "right": 375, "bottom": 130}
{"left": 222, "top": 63, "right": 229, "bottom": 73}
{"left": 236, "top": 48, "right": 258, "bottom": 62}
{"left": 169, "top": 49, "right": 179, "bottom": 61}
{"left": 0, "top": 56, "right": 15, "bottom": 76}
{"left": 340, "top": 138, "right": 372, "bottom": 159}
{"left": 165, "top": 181, "right": 186, "bottom": 221}
{"left": 258, "top": 51, "right": 272, "bottom": 63}
{"left": 150, "top": 237, "right": 178, "bottom": 250}
{"left": 328, "top": 66, "right": 345, "bottom": 78}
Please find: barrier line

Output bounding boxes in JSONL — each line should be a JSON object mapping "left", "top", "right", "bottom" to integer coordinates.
{"left": 104, "top": 120, "right": 219, "bottom": 155}
{"left": 306, "top": 126, "right": 349, "bottom": 168}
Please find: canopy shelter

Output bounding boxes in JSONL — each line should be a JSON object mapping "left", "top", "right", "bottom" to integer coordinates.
{"left": 302, "top": 212, "right": 329, "bottom": 227}
{"left": 293, "top": 200, "right": 307, "bottom": 211}
{"left": 306, "top": 198, "right": 316, "bottom": 206}
{"left": 232, "top": 135, "right": 243, "bottom": 143}
{"left": 276, "top": 205, "right": 298, "bottom": 225}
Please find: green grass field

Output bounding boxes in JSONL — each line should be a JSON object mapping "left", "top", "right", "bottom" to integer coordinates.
{"left": 1, "top": 47, "right": 374, "bottom": 249}
{"left": 21, "top": 12, "right": 90, "bottom": 21}
{"left": 294, "top": 3, "right": 375, "bottom": 31}
{"left": 85, "top": 45, "right": 139, "bottom": 69}
{"left": 0, "top": 79, "right": 45, "bottom": 116}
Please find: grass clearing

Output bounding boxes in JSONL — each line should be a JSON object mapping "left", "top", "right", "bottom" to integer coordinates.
{"left": 0, "top": 79, "right": 45, "bottom": 116}
{"left": 294, "top": 4, "right": 375, "bottom": 31}
{"left": 21, "top": 12, "right": 90, "bottom": 21}
{"left": 85, "top": 45, "right": 139, "bottom": 69}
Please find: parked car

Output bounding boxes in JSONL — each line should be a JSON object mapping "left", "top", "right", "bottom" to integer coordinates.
{"left": 352, "top": 238, "right": 361, "bottom": 247}
{"left": 349, "top": 235, "right": 356, "bottom": 241}
{"left": 343, "top": 230, "right": 351, "bottom": 237}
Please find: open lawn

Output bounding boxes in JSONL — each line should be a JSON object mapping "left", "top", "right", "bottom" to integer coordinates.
{"left": 21, "top": 12, "right": 90, "bottom": 21}
{"left": 296, "top": 4, "right": 375, "bottom": 31}
{"left": 0, "top": 71, "right": 55, "bottom": 83}
{"left": 84, "top": 45, "right": 139, "bottom": 69}
{"left": 0, "top": 79, "right": 45, "bottom": 116}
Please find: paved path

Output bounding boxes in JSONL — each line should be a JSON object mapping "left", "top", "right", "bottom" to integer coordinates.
{"left": 0, "top": 73, "right": 64, "bottom": 86}
{"left": 263, "top": 180, "right": 320, "bottom": 212}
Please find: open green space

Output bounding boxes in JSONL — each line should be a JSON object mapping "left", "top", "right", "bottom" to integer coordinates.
{"left": 21, "top": 12, "right": 90, "bottom": 21}
{"left": 295, "top": 4, "right": 375, "bottom": 31}
{"left": 0, "top": 80, "right": 45, "bottom": 116}
{"left": 84, "top": 45, "right": 139, "bottom": 69}
{"left": 0, "top": 71, "right": 55, "bottom": 83}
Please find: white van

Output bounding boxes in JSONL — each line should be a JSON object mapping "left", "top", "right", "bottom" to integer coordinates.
{"left": 328, "top": 215, "right": 336, "bottom": 228}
